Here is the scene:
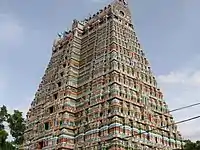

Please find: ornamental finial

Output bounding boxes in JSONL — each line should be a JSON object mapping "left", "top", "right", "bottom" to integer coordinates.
{"left": 117, "top": 0, "right": 128, "bottom": 5}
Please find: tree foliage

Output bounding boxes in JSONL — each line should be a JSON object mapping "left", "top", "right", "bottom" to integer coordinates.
{"left": 0, "top": 130, "right": 8, "bottom": 146}
{"left": 0, "top": 105, "right": 25, "bottom": 149}
{"left": 7, "top": 110, "right": 26, "bottom": 145}
{"left": 0, "top": 105, "right": 7, "bottom": 130}
{"left": 183, "top": 140, "right": 200, "bottom": 150}
{"left": 0, "top": 106, "right": 9, "bottom": 148}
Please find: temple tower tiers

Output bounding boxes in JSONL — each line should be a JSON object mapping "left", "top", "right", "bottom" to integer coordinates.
{"left": 24, "top": 0, "right": 184, "bottom": 149}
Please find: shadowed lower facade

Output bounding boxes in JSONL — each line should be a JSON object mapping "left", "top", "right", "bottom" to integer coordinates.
{"left": 24, "top": 0, "right": 184, "bottom": 149}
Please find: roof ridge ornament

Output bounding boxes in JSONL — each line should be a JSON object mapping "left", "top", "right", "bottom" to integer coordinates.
{"left": 117, "top": 0, "right": 128, "bottom": 6}
{"left": 124, "top": 0, "right": 128, "bottom": 5}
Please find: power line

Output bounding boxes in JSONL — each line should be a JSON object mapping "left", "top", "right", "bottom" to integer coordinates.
{"left": 121, "top": 102, "right": 200, "bottom": 138}
{"left": 129, "top": 102, "right": 200, "bottom": 137}
{"left": 111, "top": 102, "right": 200, "bottom": 149}
{"left": 126, "top": 115, "right": 200, "bottom": 138}
{"left": 151, "top": 102, "right": 200, "bottom": 119}
{"left": 100, "top": 115, "right": 200, "bottom": 149}
{"left": 119, "top": 115, "right": 200, "bottom": 150}
{"left": 169, "top": 102, "right": 200, "bottom": 113}
{"left": 80, "top": 102, "right": 200, "bottom": 149}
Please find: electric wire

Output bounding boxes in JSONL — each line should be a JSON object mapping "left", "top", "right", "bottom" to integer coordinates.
{"left": 80, "top": 102, "right": 200, "bottom": 149}
{"left": 121, "top": 115, "right": 200, "bottom": 149}
{"left": 131, "top": 115, "right": 200, "bottom": 138}
{"left": 169, "top": 102, "right": 200, "bottom": 113}
{"left": 103, "top": 102, "right": 200, "bottom": 149}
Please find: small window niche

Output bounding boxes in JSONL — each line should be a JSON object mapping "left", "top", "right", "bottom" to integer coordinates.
{"left": 44, "top": 122, "right": 50, "bottom": 130}
{"left": 53, "top": 93, "right": 58, "bottom": 100}
{"left": 63, "top": 63, "right": 66, "bottom": 68}
{"left": 57, "top": 82, "right": 62, "bottom": 87}
{"left": 49, "top": 106, "right": 54, "bottom": 114}
{"left": 60, "top": 72, "right": 64, "bottom": 77}
{"left": 59, "top": 45, "right": 63, "bottom": 50}
{"left": 38, "top": 141, "right": 44, "bottom": 149}
{"left": 120, "top": 11, "right": 125, "bottom": 16}
{"left": 60, "top": 120, "right": 63, "bottom": 126}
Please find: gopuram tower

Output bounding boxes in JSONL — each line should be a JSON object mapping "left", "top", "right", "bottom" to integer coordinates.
{"left": 24, "top": 0, "right": 184, "bottom": 149}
